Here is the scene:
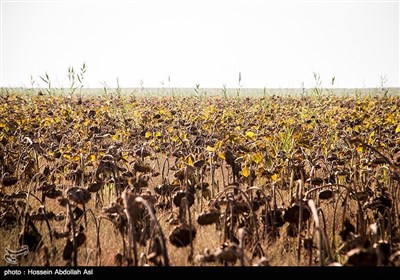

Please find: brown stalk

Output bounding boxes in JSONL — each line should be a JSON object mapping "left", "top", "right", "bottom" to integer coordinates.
{"left": 124, "top": 208, "right": 138, "bottom": 266}
{"left": 289, "top": 167, "right": 295, "bottom": 206}
{"left": 220, "top": 158, "right": 226, "bottom": 189}
{"left": 297, "top": 179, "right": 303, "bottom": 265}
{"left": 200, "top": 166, "right": 204, "bottom": 212}
{"left": 308, "top": 199, "right": 324, "bottom": 266}
{"left": 161, "top": 157, "right": 170, "bottom": 183}
{"left": 317, "top": 208, "right": 333, "bottom": 262}
{"left": 209, "top": 152, "right": 216, "bottom": 197}
{"left": 66, "top": 199, "right": 78, "bottom": 266}
{"left": 308, "top": 183, "right": 366, "bottom": 238}
{"left": 238, "top": 227, "right": 246, "bottom": 266}
{"left": 20, "top": 190, "right": 54, "bottom": 246}
{"left": 187, "top": 198, "right": 194, "bottom": 263}
{"left": 213, "top": 185, "right": 261, "bottom": 247}
{"left": 135, "top": 197, "right": 170, "bottom": 266}
{"left": 331, "top": 188, "right": 347, "bottom": 251}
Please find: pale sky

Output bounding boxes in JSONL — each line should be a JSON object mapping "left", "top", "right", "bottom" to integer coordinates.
{"left": 1, "top": 0, "right": 399, "bottom": 88}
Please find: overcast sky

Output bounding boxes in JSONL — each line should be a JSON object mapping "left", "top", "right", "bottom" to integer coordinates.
{"left": 1, "top": 0, "right": 399, "bottom": 88}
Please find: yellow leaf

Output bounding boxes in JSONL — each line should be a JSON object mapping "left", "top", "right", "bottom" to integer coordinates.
{"left": 368, "top": 131, "right": 375, "bottom": 145}
{"left": 251, "top": 152, "right": 263, "bottom": 164}
{"left": 369, "top": 131, "right": 375, "bottom": 138}
{"left": 271, "top": 173, "right": 278, "bottom": 181}
{"left": 215, "top": 140, "right": 222, "bottom": 149}
{"left": 112, "top": 133, "right": 119, "bottom": 141}
{"left": 396, "top": 124, "right": 400, "bottom": 134}
{"left": 172, "top": 135, "right": 179, "bottom": 142}
{"left": 73, "top": 155, "right": 81, "bottom": 162}
{"left": 145, "top": 131, "right": 152, "bottom": 139}
{"left": 122, "top": 152, "right": 129, "bottom": 161}
{"left": 356, "top": 146, "right": 363, "bottom": 153}
{"left": 386, "top": 113, "right": 394, "bottom": 123}
{"left": 187, "top": 156, "right": 194, "bottom": 166}
{"left": 245, "top": 131, "right": 255, "bottom": 140}
{"left": 63, "top": 153, "right": 71, "bottom": 160}
{"left": 87, "top": 154, "right": 96, "bottom": 162}
{"left": 206, "top": 145, "right": 216, "bottom": 152}
{"left": 241, "top": 166, "right": 250, "bottom": 178}
{"left": 263, "top": 135, "right": 272, "bottom": 142}
{"left": 155, "top": 131, "right": 162, "bottom": 139}
{"left": 83, "top": 119, "right": 90, "bottom": 126}
{"left": 368, "top": 100, "right": 376, "bottom": 107}
{"left": 218, "top": 151, "right": 225, "bottom": 160}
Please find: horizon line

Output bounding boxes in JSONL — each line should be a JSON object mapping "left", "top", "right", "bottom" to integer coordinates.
{"left": 3, "top": 86, "right": 400, "bottom": 90}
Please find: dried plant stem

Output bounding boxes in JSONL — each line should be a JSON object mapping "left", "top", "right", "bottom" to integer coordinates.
{"left": 238, "top": 227, "right": 246, "bottom": 266}
{"left": 21, "top": 190, "right": 54, "bottom": 246}
{"left": 384, "top": 208, "right": 393, "bottom": 250}
{"left": 161, "top": 157, "right": 170, "bottom": 183}
{"left": 66, "top": 200, "right": 78, "bottom": 266}
{"left": 331, "top": 188, "right": 347, "bottom": 251}
{"left": 209, "top": 153, "right": 215, "bottom": 197}
{"left": 221, "top": 159, "right": 226, "bottom": 188}
{"left": 394, "top": 185, "right": 399, "bottom": 233}
{"left": 213, "top": 185, "right": 262, "bottom": 256}
{"left": 223, "top": 198, "right": 230, "bottom": 243}
{"left": 271, "top": 184, "right": 278, "bottom": 236}
{"left": 308, "top": 199, "right": 324, "bottom": 266}
{"left": 297, "top": 179, "right": 303, "bottom": 265}
{"left": 82, "top": 202, "right": 88, "bottom": 229}
{"left": 308, "top": 183, "right": 366, "bottom": 238}
{"left": 200, "top": 167, "right": 204, "bottom": 212}
{"left": 289, "top": 167, "right": 294, "bottom": 204}
{"left": 135, "top": 197, "right": 170, "bottom": 266}
{"left": 187, "top": 198, "right": 194, "bottom": 263}
{"left": 317, "top": 208, "right": 333, "bottom": 262}
{"left": 125, "top": 210, "right": 138, "bottom": 266}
